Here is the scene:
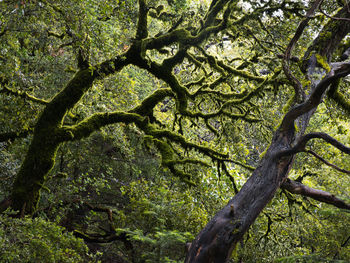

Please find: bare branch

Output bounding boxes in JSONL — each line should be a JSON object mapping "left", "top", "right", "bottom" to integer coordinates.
{"left": 73, "top": 230, "right": 129, "bottom": 244}
{"left": 302, "top": 132, "right": 350, "bottom": 154}
{"left": 305, "top": 150, "right": 350, "bottom": 175}
{"left": 282, "top": 179, "right": 350, "bottom": 210}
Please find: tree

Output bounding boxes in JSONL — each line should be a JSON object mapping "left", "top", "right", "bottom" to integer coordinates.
{"left": 0, "top": 0, "right": 350, "bottom": 262}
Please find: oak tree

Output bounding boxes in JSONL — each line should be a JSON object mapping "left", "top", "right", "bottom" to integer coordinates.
{"left": 1, "top": 0, "right": 350, "bottom": 262}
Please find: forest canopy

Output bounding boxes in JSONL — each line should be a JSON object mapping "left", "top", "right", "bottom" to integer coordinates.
{"left": 0, "top": 0, "right": 350, "bottom": 262}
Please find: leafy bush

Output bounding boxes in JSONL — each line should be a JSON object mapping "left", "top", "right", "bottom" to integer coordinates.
{"left": 0, "top": 213, "right": 96, "bottom": 263}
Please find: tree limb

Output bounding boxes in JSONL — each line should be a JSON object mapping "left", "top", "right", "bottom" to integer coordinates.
{"left": 0, "top": 86, "right": 48, "bottom": 105}
{"left": 0, "top": 129, "right": 31, "bottom": 142}
{"left": 327, "top": 81, "right": 350, "bottom": 115}
{"left": 305, "top": 150, "right": 350, "bottom": 175}
{"left": 280, "top": 61, "right": 350, "bottom": 130}
{"left": 136, "top": 0, "right": 148, "bottom": 40}
{"left": 277, "top": 132, "right": 350, "bottom": 157}
{"left": 282, "top": 0, "right": 323, "bottom": 102}
{"left": 319, "top": 2, "right": 350, "bottom": 22}
{"left": 281, "top": 178, "right": 350, "bottom": 210}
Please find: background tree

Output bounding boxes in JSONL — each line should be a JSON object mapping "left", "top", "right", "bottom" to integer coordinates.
{"left": 0, "top": 0, "right": 349, "bottom": 262}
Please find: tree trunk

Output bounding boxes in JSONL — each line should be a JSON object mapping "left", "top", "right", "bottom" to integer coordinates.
{"left": 10, "top": 69, "right": 95, "bottom": 214}
{"left": 185, "top": 129, "right": 295, "bottom": 262}
{"left": 185, "top": 5, "right": 350, "bottom": 262}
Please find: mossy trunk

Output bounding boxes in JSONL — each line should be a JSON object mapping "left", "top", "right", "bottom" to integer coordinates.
{"left": 11, "top": 132, "right": 60, "bottom": 214}
{"left": 10, "top": 69, "right": 95, "bottom": 215}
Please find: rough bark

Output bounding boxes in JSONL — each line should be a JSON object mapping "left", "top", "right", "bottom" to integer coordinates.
{"left": 185, "top": 5, "right": 350, "bottom": 263}
{"left": 186, "top": 129, "right": 295, "bottom": 262}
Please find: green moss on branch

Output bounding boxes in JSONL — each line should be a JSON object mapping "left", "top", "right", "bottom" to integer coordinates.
{"left": 328, "top": 82, "right": 350, "bottom": 114}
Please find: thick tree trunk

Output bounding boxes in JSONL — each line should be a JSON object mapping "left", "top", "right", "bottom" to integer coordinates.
{"left": 8, "top": 56, "right": 128, "bottom": 215}
{"left": 10, "top": 69, "right": 95, "bottom": 214}
{"left": 185, "top": 5, "right": 350, "bottom": 262}
{"left": 185, "top": 129, "right": 295, "bottom": 262}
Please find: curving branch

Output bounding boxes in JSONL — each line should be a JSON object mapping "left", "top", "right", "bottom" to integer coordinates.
{"left": 319, "top": 2, "right": 350, "bottom": 22}
{"left": 196, "top": 47, "right": 267, "bottom": 83}
{"left": 0, "top": 86, "right": 48, "bottom": 105}
{"left": 215, "top": 158, "right": 255, "bottom": 172}
{"left": 282, "top": 0, "right": 323, "bottom": 102}
{"left": 144, "top": 1, "right": 232, "bottom": 51}
{"left": 61, "top": 109, "right": 228, "bottom": 167}
{"left": 60, "top": 112, "right": 146, "bottom": 141}
{"left": 305, "top": 150, "right": 350, "bottom": 175}
{"left": 277, "top": 132, "right": 350, "bottom": 158}
{"left": 232, "top": 0, "right": 305, "bottom": 27}
{"left": 327, "top": 81, "right": 350, "bottom": 115}
{"left": 131, "top": 88, "right": 174, "bottom": 116}
{"left": 299, "top": 132, "right": 350, "bottom": 154}
{"left": 281, "top": 178, "right": 350, "bottom": 210}
{"left": 72, "top": 201, "right": 134, "bottom": 257}
{"left": 280, "top": 61, "right": 350, "bottom": 131}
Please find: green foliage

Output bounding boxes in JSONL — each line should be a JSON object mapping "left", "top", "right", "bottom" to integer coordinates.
{"left": 1, "top": 0, "right": 350, "bottom": 262}
{"left": 0, "top": 213, "right": 95, "bottom": 263}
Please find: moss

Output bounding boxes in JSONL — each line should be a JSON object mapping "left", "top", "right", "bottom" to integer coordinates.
{"left": 315, "top": 53, "right": 331, "bottom": 72}
{"left": 132, "top": 88, "right": 173, "bottom": 115}
{"left": 259, "top": 142, "right": 270, "bottom": 159}
{"left": 11, "top": 126, "right": 61, "bottom": 215}
{"left": 301, "top": 79, "right": 311, "bottom": 88}
{"left": 151, "top": 137, "right": 174, "bottom": 165}
{"left": 149, "top": 127, "right": 228, "bottom": 158}
{"left": 328, "top": 83, "right": 350, "bottom": 114}
{"left": 206, "top": 54, "right": 226, "bottom": 76}
{"left": 282, "top": 92, "right": 296, "bottom": 113}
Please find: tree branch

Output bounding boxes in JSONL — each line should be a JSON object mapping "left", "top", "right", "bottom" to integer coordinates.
{"left": 327, "top": 81, "right": 350, "bottom": 115}
{"left": 0, "top": 86, "right": 48, "bottom": 105}
{"left": 72, "top": 201, "right": 134, "bottom": 254}
{"left": 282, "top": 0, "right": 323, "bottom": 102}
{"left": 281, "top": 179, "right": 350, "bottom": 210}
{"left": 131, "top": 88, "right": 174, "bottom": 116}
{"left": 136, "top": 0, "right": 148, "bottom": 40}
{"left": 280, "top": 61, "right": 350, "bottom": 130}
{"left": 319, "top": 2, "right": 350, "bottom": 22}
{"left": 0, "top": 129, "right": 31, "bottom": 142}
{"left": 277, "top": 132, "right": 350, "bottom": 157}
{"left": 144, "top": 1, "right": 232, "bottom": 51}
{"left": 305, "top": 150, "right": 350, "bottom": 175}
